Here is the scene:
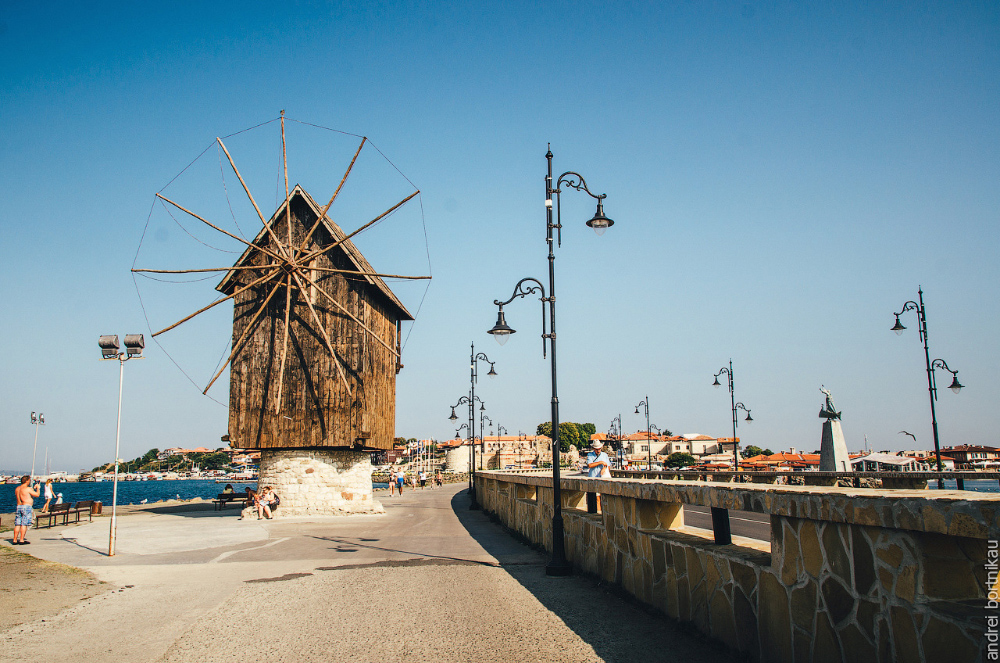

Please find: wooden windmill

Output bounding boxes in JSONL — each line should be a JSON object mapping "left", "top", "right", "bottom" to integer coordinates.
{"left": 133, "top": 114, "right": 428, "bottom": 454}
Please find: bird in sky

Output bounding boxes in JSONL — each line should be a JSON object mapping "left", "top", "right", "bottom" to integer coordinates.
{"left": 898, "top": 431, "right": 917, "bottom": 442}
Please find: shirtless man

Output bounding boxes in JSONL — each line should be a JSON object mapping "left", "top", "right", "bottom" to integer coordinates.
{"left": 13, "top": 476, "right": 40, "bottom": 545}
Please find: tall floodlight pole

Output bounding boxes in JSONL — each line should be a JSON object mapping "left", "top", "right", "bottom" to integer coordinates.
{"left": 488, "top": 145, "right": 615, "bottom": 577}
{"left": 99, "top": 334, "right": 144, "bottom": 556}
{"left": 29, "top": 412, "right": 45, "bottom": 478}
{"left": 891, "top": 287, "right": 964, "bottom": 487}
{"left": 713, "top": 360, "right": 753, "bottom": 468}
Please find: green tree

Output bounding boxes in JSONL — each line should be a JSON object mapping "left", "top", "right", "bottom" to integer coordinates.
{"left": 536, "top": 421, "right": 592, "bottom": 452}
{"left": 559, "top": 422, "right": 580, "bottom": 453}
{"left": 743, "top": 445, "right": 773, "bottom": 458}
{"left": 665, "top": 452, "right": 697, "bottom": 468}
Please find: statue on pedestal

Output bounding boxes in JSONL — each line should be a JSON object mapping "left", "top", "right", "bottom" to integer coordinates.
{"left": 818, "top": 386, "right": 851, "bottom": 472}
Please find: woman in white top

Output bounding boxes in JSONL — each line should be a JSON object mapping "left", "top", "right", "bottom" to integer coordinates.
{"left": 41, "top": 479, "right": 55, "bottom": 513}
{"left": 255, "top": 486, "right": 276, "bottom": 519}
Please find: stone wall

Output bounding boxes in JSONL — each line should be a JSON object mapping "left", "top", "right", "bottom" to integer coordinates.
{"left": 476, "top": 471, "right": 994, "bottom": 662}
{"left": 259, "top": 449, "right": 384, "bottom": 516}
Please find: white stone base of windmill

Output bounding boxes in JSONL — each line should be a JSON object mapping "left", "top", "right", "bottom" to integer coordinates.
{"left": 252, "top": 449, "right": 385, "bottom": 517}
{"left": 819, "top": 420, "right": 851, "bottom": 472}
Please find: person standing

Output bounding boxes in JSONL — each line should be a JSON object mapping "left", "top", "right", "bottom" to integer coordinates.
{"left": 419, "top": 470, "right": 427, "bottom": 489}
{"left": 396, "top": 470, "right": 406, "bottom": 494}
{"left": 388, "top": 469, "right": 397, "bottom": 496}
{"left": 435, "top": 470, "right": 443, "bottom": 488}
{"left": 41, "top": 478, "right": 55, "bottom": 513}
{"left": 13, "top": 476, "right": 40, "bottom": 545}
{"left": 585, "top": 441, "right": 611, "bottom": 512}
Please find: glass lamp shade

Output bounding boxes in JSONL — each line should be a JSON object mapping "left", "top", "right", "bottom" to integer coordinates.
{"left": 586, "top": 199, "right": 614, "bottom": 236}
{"left": 487, "top": 308, "right": 515, "bottom": 345}
{"left": 891, "top": 317, "right": 906, "bottom": 335}
{"left": 712, "top": 376, "right": 721, "bottom": 388}
{"left": 949, "top": 376, "right": 964, "bottom": 394}
{"left": 448, "top": 407, "right": 458, "bottom": 421}
{"left": 634, "top": 406, "right": 640, "bottom": 414}
{"left": 745, "top": 412, "right": 753, "bottom": 423}
{"left": 487, "top": 365, "right": 497, "bottom": 379}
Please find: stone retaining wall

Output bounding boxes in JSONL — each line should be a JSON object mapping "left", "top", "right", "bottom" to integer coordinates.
{"left": 476, "top": 471, "right": 994, "bottom": 662}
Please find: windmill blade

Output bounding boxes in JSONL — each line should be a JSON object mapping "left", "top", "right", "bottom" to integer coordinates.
{"left": 133, "top": 265, "right": 281, "bottom": 275}
{"left": 281, "top": 111, "right": 292, "bottom": 250}
{"left": 299, "top": 190, "right": 419, "bottom": 264}
{"left": 217, "top": 137, "right": 290, "bottom": 260}
{"left": 296, "top": 137, "right": 367, "bottom": 257}
{"left": 152, "top": 267, "right": 282, "bottom": 337}
{"left": 155, "top": 193, "right": 286, "bottom": 264}
{"left": 306, "top": 266, "right": 431, "bottom": 280}
{"left": 203, "top": 278, "right": 284, "bottom": 394}
{"left": 290, "top": 271, "right": 353, "bottom": 395}
{"left": 295, "top": 269, "right": 399, "bottom": 358}
{"left": 274, "top": 275, "right": 293, "bottom": 414}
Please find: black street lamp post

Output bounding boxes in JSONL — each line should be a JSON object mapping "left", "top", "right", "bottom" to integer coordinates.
{"left": 487, "top": 146, "right": 614, "bottom": 577}
{"left": 633, "top": 397, "right": 658, "bottom": 470}
{"left": 713, "top": 360, "right": 753, "bottom": 468}
{"left": 609, "top": 414, "right": 622, "bottom": 468}
{"left": 892, "top": 288, "right": 964, "bottom": 483}
{"left": 449, "top": 393, "right": 485, "bottom": 508}
{"left": 496, "top": 425, "right": 507, "bottom": 469}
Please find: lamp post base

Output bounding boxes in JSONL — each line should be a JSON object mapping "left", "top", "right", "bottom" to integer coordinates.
{"left": 468, "top": 485, "right": 480, "bottom": 510}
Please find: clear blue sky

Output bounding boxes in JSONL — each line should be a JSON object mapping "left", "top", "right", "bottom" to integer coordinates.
{"left": 1, "top": 1, "right": 997, "bottom": 472}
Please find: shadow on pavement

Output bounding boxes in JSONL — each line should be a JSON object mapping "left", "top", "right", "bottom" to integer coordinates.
{"left": 449, "top": 488, "right": 737, "bottom": 663}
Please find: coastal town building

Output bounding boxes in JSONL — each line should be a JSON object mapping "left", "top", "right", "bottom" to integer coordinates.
{"left": 850, "top": 452, "right": 929, "bottom": 472}
{"left": 741, "top": 449, "right": 821, "bottom": 470}
{"left": 940, "top": 444, "right": 1000, "bottom": 468}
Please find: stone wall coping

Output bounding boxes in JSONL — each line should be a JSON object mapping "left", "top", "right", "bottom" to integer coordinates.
{"left": 477, "top": 470, "right": 1000, "bottom": 539}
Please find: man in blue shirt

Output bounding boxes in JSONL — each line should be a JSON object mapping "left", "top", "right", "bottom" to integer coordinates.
{"left": 585, "top": 441, "right": 610, "bottom": 513}
{"left": 586, "top": 441, "right": 610, "bottom": 477}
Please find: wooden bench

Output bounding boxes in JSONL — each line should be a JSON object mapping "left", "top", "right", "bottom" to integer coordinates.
{"left": 34, "top": 501, "right": 95, "bottom": 528}
{"left": 36, "top": 503, "right": 71, "bottom": 528}
{"left": 212, "top": 493, "right": 250, "bottom": 511}
{"left": 68, "top": 500, "right": 95, "bottom": 524}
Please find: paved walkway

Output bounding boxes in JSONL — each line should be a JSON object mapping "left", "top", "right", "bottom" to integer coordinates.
{"left": 1, "top": 483, "right": 736, "bottom": 663}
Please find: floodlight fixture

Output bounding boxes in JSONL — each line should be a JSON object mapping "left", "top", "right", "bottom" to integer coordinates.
{"left": 99, "top": 335, "right": 121, "bottom": 359}
{"left": 124, "top": 334, "right": 145, "bottom": 357}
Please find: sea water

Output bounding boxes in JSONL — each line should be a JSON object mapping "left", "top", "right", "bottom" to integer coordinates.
{"left": 0, "top": 479, "right": 391, "bottom": 513}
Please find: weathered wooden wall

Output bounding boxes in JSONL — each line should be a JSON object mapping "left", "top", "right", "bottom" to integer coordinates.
{"left": 226, "top": 191, "right": 400, "bottom": 451}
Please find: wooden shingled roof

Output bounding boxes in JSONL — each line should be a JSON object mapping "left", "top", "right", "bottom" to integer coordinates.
{"left": 216, "top": 184, "right": 413, "bottom": 321}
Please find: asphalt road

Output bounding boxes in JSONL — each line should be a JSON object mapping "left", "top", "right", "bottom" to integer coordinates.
{"left": 683, "top": 506, "right": 771, "bottom": 542}
{"left": 2, "top": 484, "right": 738, "bottom": 663}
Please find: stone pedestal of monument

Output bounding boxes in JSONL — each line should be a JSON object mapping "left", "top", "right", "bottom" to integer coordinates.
{"left": 820, "top": 420, "right": 851, "bottom": 472}
{"left": 257, "top": 449, "right": 384, "bottom": 517}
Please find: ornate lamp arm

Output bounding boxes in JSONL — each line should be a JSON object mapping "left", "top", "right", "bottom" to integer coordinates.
{"left": 552, "top": 172, "right": 610, "bottom": 247}
{"left": 735, "top": 402, "right": 753, "bottom": 423}
{"left": 713, "top": 366, "right": 732, "bottom": 390}
{"left": 492, "top": 277, "right": 550, "bottom": 357}
{"left": 555, "top": 172, "right": 607, "bottom": 202}
{"left": 930, "top": 358, "right": 964, "bottom": 397}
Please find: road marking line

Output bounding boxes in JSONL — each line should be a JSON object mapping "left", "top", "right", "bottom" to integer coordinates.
{"left": 210, "top": 537, "right": 290, "bottom": 564}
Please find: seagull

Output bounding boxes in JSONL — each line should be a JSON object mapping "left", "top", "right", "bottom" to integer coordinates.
{"left": 140, "top": 498, "right": 148, "bottom": 504}
{"left": 898, "top": 431, "right": 917, "bottom": 442}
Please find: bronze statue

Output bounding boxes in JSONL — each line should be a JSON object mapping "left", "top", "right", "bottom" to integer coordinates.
{"left": 819, "top": 386, "right": 842, "bottom": 420}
